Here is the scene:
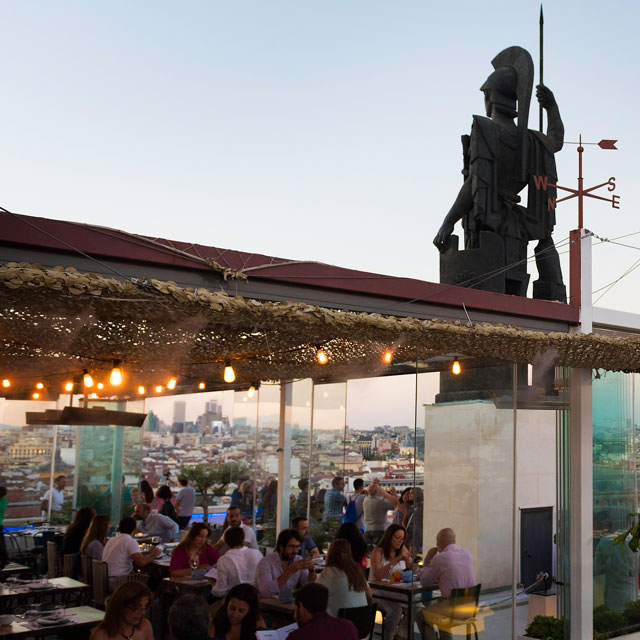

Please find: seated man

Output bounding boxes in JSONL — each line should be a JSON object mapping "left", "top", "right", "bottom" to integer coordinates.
{"left": 133, "top": 503, "right": 179, "bottom": 543}
{"left": 215, "top": 506, "right": 259, "bottom": 554}
{"left": 255, "top": 528, "right": 316, "bottom": 598}
{"left": 418, "top": 528, "right": 476, "bottom": 640}
{"left": 102, "top": 517, "right": 161, "bottom": 577}
{"left": 287, "top": 583, "right": 358, "bottom": 640}
{"left": 292, "top": 517, "right": 320, "bottom": 558}
{"left": 211, "top": 526, "right": 263, "bottom": 598}
{"left": 169, "top": 594, "right": 210, "bottom": 640}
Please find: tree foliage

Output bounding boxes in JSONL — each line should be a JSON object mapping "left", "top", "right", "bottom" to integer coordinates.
{"left": 181, "top": 463, "right": 248, "bottom": 522}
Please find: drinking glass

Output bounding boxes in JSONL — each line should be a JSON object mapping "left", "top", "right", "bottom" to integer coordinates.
{"left": 190, "top": 557, "right": 199, "bottom": 576}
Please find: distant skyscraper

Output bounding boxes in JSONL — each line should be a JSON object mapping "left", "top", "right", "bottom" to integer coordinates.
{"left": 173, "top": 401, "right": 186, "bottom": 425}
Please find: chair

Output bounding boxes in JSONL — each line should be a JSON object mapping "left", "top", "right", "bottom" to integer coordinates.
{"left": 46, "top": 541, "right": 58, "bottom": 578}
{"left": 92, "top": 560, "right": 109, "bottom": 609}
{"left": 60, "top": 553, "right": 76, "bottom": 577}
{"left": 422, "top": 583, "right": 482, "bottom": 640}
{"left": 81, "top": 554, "right": 93, "bottom": 585}
{"left": 338, "top": 603, "right": 378, "bottom": 640}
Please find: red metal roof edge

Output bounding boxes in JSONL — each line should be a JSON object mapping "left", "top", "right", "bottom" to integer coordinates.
{"left": 0, "top": 211, "right": 580, "bottom": 325}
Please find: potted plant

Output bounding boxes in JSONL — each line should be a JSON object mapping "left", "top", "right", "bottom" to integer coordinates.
{"left": 519, "top": 615, "right": 565, "bottom": 640}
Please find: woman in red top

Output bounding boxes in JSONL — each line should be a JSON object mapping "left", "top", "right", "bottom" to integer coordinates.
{"left": 169, "top": 523, "right": 219, "bottom": 577}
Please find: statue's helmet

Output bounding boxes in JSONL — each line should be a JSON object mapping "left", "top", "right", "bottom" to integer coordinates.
{"left": 480, "top": 66, "right": 518, "bottom": 117}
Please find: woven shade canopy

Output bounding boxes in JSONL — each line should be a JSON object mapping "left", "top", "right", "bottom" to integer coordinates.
{"left": 1, "top": 262, "right": 640, "bottom": 398}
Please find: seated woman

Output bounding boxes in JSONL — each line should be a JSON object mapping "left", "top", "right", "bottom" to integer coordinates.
{"left": 370, "top": 524, "right": 413, "bottom": 640}
{"left": 170, "top": 522, "right": 220, "bottom": 578}
{"left": 317, "top": 538, "right": 371, "bottom": 616}
{"left": 211, "top": 526, "right": 263, "bottom": 598}
{"left": 90, "top": 581, "right": 153, "bottom": 640}
{"left": 60, "top": 506, "right": 96, "bottom": 555}
{"left": 80, "top": 514, "right": 110, "bottom": 561}
{"left": 336, "top": 522, "right": 369, "bottom": 569}
{"left": 209, "top": 583, "right": 265, "bottom": 640}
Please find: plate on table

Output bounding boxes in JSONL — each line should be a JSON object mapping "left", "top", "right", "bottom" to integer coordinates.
{"left": 34, "top": 617, "right": 71, "bottom": 626}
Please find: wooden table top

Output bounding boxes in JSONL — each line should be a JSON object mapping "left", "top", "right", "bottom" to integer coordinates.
{"left": 369, "top": 578, "right": 438, "bottom": 595}
{"left": 259, "top": 597, "right": 296, "bottom": 616}
{"left": 0, "top": 577, "right": 89, "bottom": 598}
{"left": 0, "top": 565, "right": 30, "bottom": 575}
{"left": 162, "top": 576, "right": 213, "bottom": 590}
{"left": 0, "top": 605, "right": 104, "bottom": 638}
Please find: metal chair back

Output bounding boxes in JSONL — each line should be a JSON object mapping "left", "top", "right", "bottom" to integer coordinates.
{"left": 46, "top": 541, "right": 58, "bottom": 578}
{"left": 338, "top": 603, "right": 378, "bottom": 640}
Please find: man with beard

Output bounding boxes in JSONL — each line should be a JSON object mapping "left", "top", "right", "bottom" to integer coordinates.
{"left": 255, "top": 529, "right": 316, "bottom": 598}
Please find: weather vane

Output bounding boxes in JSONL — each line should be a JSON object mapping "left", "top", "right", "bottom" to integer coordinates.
{"left": 535, "top": 6, "right": 620, "bottom": 230}
{"left": 532, "top": 135, "right": 619, "bottom": 230}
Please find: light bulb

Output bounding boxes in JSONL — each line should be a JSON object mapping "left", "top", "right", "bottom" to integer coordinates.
{"left": 110, "top": 362, "right": 123, "bottom": 386}
{"left": 64, "top": 381, "right": 74, "bottom": 392}
{"left": 198, "top": 382, "right": 206, "bottom": 390}
{"left": 223, "top": 365, "right": 236, "bottom": 383}
{"left": 89, "top": 393, "right": 98, "bottom": 399}
{"left": 138, "top": 386, "right": 146, "bottom": 395}
{"left": 383, "top": 350, "right": 393, "bottom": 364}
{"left": 32, "top": 392, "right": 40, "bottom": 400}
{"left": 83, "top": 370, "right": 94, "bottom": 388}
{"left": 1, "top": 379, "right": 10, "bottom": 388}
{"left": 316, "top": 346, "right": 328, "bottom": 365}
{"left": 167, "top": 377, "right": 177, "bottom": 390}
{"left": 452, "top": 360, "right": 462, "bottom": 375}
{"left": 97, "top": 382, "right": 104, "bottom": 390}
{"left": 36, "top": 382, "right": 44, "bottom": 390}
{"left": 155, "top": 385, "right": 163, "bottom": 393}
{"left": 248, "top": 385, "right": 256, "bottom": 399}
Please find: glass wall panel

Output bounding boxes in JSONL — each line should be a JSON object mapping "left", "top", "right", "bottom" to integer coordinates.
{"left": 310, "top": 382, "right": 346, "bottom": 545}
{"left": 287, "top": 379, "right": 313, "bottom": 522}
{"left": 232, "top": 388, "right": 259, "bottom": 525}
{"left": 593, "top": 371, "right": 640, "bottom": 637}
{"left": 255, "top": 383, "right": 281, "bottom": 545}
{"left": 420, "top": 359, "right": 516, "bottom": 640}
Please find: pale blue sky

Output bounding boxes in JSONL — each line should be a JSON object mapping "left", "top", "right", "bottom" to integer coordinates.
{"left": 2, "top": 1, "right": 638, "bottom": 312}
{"left": 2, "top": 1, "right": 637, "bottom": 427}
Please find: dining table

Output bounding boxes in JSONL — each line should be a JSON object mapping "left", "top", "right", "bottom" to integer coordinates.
{"left": 0, "top": 605, "right": 104, "bottom": 638}
{"left": 0, "top": 577, "right": 90, "bottom": 613}
{"left": 368, "top": 577, "right": 439, "bottom": 638}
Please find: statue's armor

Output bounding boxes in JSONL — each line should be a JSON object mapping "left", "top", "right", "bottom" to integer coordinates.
{"left": 464, "top": 116, "right": 559, "bottom": 251}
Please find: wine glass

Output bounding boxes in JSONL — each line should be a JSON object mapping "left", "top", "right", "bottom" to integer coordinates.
{"left": 190, "top": 557, "right": 199, "bottom": 576}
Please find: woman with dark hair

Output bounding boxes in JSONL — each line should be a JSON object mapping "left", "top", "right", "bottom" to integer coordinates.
{"left": 80, "top": 514, "right": 110, "bottom": 560}
{"left": 317, "top": 538, "right": 370, "bottom": 616}
{"left": 336, "top": 522, "right": 369, "bottom": 569}
{"left": 210, "top": 583, "right": 265, "bottom": 640}
{"left": 392, "top": 487, "right": 413, "bottom": 526}
{"left": 170, "top": 522, "right": 219, "bottom": 577}
{"left": 60, "top": 506, "right": 96, "bottom": 555}
{"left": 371, "top": 524, "right": 413, "bottom": 640}
{"left": 156, "top": 485, "right": 178, "bottom": 522}
{"left": 90, "top": 581, "right": 153, "bottom": 640}
{"left": 261, "top": 481, "right": 277, "bottom": 525}
{"left": 139, "top": 480, "right": 154, "bottom": 508}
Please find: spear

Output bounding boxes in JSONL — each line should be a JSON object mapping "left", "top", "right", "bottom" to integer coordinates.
{"left": 539, "top": 5, "right": 544, "bottom": 132}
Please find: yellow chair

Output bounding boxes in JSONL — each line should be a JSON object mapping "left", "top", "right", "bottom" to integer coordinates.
{"left": 423, "top": 584, "right": 482, "bottom": 639}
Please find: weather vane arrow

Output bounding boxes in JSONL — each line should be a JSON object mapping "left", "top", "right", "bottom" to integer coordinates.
{"left": 532, "top": 134, "right": 620, "bottom": 229}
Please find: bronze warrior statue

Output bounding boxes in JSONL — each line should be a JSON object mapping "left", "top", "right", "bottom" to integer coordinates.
{"left": 433, "top": 46, "right": 566, "bottom": 302}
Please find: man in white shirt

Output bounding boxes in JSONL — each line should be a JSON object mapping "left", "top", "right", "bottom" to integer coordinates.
{"left": 214, "top": 506, "right": 258, "bottom": 554}
{"left": 133, "top": 503, "right": 179, "bottom": 543}
{"left": 211, "top": 525, "right": 263, "bottom": 597}
{"left": 40, "top": 475, "right": 65, "bottom": 518}
{"left": 102, "top": 517, "right": 161, "bottom": 577}
{"left": 175, "top": 476, "right": 196, "bottom": 530}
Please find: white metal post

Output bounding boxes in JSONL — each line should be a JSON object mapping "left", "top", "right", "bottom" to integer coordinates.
{"left": 569, "top": 231, "right": 593, "bottom": 640}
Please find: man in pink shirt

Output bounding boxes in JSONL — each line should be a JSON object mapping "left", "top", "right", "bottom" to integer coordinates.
{"left": 418, "top": 528, "right": 475, "bottom": 640}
